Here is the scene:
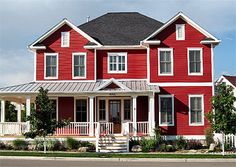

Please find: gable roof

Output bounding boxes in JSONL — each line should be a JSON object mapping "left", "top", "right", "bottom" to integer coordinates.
{"left": 95, "top": 78, "right": 131, "bottom": 91}
{"left": 29, "top": 19, "right": 102, "bottom": 50}
{"left": 223, "top": 75, "right": 236, "bottom": 87}
{"left": 78, "top": 12, "right": 164, "bottom": 45}
{"left": 143, "top": 12, "right": 220, "bottom": 44}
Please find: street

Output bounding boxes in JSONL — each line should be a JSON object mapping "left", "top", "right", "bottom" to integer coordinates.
{"left": 0, "top": 159, "right": 235, "bottom": 167}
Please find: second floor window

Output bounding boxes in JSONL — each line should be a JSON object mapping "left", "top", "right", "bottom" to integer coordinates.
{"left": 188, "top": 48, "right": 203, "bottom": 75}
{"left": 45, "top": 53, "right": 58, "bottom": 79}
{"left": 108, "top": 52, "right": 127, "bottom": 73}
{"left": 73, "top": 53, "right": 86, "bottom": 78}
{"left": 61, "top": 32, "right": 70, "bottom": 47}
{"left": 158, "top": 48, "right": 173, "bottom": 76}
{"left": 176, "top": 24, "right": 185, "bottom": 40}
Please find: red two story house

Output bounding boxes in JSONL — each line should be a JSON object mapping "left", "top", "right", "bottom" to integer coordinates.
{"left": 0, "top": 12, "right": 220, "bottom": 139}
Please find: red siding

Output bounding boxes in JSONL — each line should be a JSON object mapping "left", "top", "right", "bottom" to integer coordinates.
{"left": 137, "top": 96, "right": 148, "bottom": 121}
{"left": 58, "top": 97, "right": 74, "bottom": 121}
{"left": 97, "top": 50, "right": 147, "bottom": 79}
{"left": 150, "top": 18, "right": 212, "bottom": 83}
{"left": 155, "top": 86, "right": 212, "bottom": 135}
{"left": 36, "top": 24, "right": 95, "bottom": 81}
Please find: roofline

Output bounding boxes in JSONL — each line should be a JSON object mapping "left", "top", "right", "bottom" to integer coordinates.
{"left": 95, "top": 78, "right": 131, "bottom": 91}
{"left": 200, "top": 40, "right": 221, "bottom": 45}
{"left": 216, "top": 75, "right": 236, "bottom": 89}
{"left": 84, "top": 45, "right": 146, "bottom": 50}
{"left": 143, "top": 12, "right": 220, "bottom": 43}
{"left": 29, "top": 19, "right": 102, "bottom": 50}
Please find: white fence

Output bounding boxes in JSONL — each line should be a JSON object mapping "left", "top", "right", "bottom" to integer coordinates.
{"left": 0, "top": 122, "right": 27, "bottom": 135}
{"left": 214, "top": 133, "right": 236, "bottom": 148}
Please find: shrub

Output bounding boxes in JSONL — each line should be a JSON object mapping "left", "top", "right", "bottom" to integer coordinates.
{"left": 186, "top": 140, "right": 203, "bottom": 150}
{"left": 175, "top": 136, "right": 187, "bottom": 150}
{"left": 154, "top": 127, "right": 163, "bottom": 145}
{"left": 66, "top": 137, "right": 79, "bottom": 149}
{"left": 140, "top": 137, "right": 157, "bottom": 152}
{"left": 166, "top": 144, "right": 176, "bottom": 152}
{"left": 0, "top": 142, "right": 6, "bottom": 150}
{"left": 205, "top": 127, "right": 214, "bottom": 147}
{"left": 33, "top": 139, "right": 44, "bottom": 151}
{"left": 47, "top": 139, "right": 66, "bottom": 151}
{"left": 129, "top": 138, "right": 141, "bottom": 151}
{"left": 12, "top": 139, "right": 28, "bottom": 150}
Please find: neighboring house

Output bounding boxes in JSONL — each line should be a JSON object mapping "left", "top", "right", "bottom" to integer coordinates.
{"left": 0, "top": 12, "right": 220, "bottom": 140}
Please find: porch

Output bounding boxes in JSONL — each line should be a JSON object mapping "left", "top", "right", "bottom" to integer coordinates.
{"left": 0, "top": 79, "right": 159, "bottom": 137}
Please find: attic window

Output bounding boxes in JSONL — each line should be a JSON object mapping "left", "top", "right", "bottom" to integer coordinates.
{"left": 61, "top": 32, "right": 70, "bottom": 47}
{"left": 176, "top": 24, "right": 185, "bottom": 40}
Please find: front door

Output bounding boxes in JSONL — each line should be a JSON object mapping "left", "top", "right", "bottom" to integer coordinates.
{"left": 109, "top": 100, "right": 121, "bottom": 134}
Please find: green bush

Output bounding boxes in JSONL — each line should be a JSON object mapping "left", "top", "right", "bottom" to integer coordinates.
{"left": 175, "top": 136, "right": 187, "bottom": 150}
{"left": 0, "top": 142, "right": 6, "bottom": 150}
{"left": 205, "top": 128, "right": 214, "bottom": 147}
{"left": 33, "top": 139, "right": 44, "bottom": 151}
{"left": 47, "top": 139, "right": 66, "bottom": 151}
{"left": 12, "top": 139, "right": 28, "bottom": 150}
{"left": 140, "top": 137, "right": 157, "bottom": 152}
{"left": 186, "top": 140, "right": 203, "bottom": 150}
{"left": 66, "top": 137, "right": 79, "bottom": 149}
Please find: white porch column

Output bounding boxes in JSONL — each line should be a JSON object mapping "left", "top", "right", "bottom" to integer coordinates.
{"left": 26, "top": 96, "right": 31, "bottom": 131}
{"left": 89, "top": 96, "right": 95, "bottom": 136}
{"left": 1, "top": 100, "right": 5, "bottom": 123}
{"left": 17, "top": 104, "right": 22, "bottom": 122}
{"left": 148, "top": 94, "right": 155, "bottom": 136}
{"left": 132, "top": 95, "right": 137, "bottom": 136}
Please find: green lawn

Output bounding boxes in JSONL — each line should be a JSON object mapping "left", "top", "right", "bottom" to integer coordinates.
{"left": 0, "top": 151, "right": 235, "bottom": 158}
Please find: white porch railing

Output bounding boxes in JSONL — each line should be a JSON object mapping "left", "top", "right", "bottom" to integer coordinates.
{"left": 0, "top": 122, "right": 27, "bottom": 135}
{"left": 55, "top": 122, "right": 89, "bottom": 136}
{"left": 94, "top": 122, "right": 113, "bottom": 136}
{"left": 128, "top": 121, "right": 149, "bottom": 136}
{"left": 214, "top": 133, "right": 236, "bottom": 148}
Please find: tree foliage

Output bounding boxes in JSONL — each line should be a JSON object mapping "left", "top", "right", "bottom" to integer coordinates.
{"left": 24, "top": 87, "right": 69, "bottom": 139}
{"left": 5, "top": 101, "right": 17, "bottom": 122}
{"left": 207, "top": 83, "right": 236, "bottom": 135}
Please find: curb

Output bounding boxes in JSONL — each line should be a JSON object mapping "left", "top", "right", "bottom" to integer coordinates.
{"left": 0, "top": 156, "right": 236, "bottom": 162}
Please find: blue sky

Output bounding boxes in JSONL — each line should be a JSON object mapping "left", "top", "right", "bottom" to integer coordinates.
{"left": 0, "top": 0, "right": 235, "bottom": 87}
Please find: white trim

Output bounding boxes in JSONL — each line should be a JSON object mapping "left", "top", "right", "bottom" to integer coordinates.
{"left": 200, "top": 40, "right": 221, "bottom": 44}
{"left": 176, "top": 24, "right": 185, "bottom": 40}
{"left": 84, "top": 45, "right": 145, "bottom": 50}
{"left": 158, "top": 94, "right": 174, "bottom": 126}
{"left": 158, "top": 48, "right": 174, "bottom": 76}
{"left": 211, "top": 44, "right": 215, "bottom": 96}
{"left": 107, "top": 52, "right": 128, "bottom": 74}
{"left": 96, "top": 78, "right": 147, "bottom": 82}
{"left": 34, "top": 52, "right": 37, "bottom": 82}
{"left": 216, "top": 76, "right": 236, "bottom": 89}
{"left": 149, "top": 82, "right": 212, "bottom": 86}
{"left": 141, "top": 40, "right": 161, "bottom": 45}
{"left": 44, "top": 53, "right": 59, "bottom": 80}
{"left": 147, "top": 47, "right": 150, "bottom": 84}
{"left": 187, "top": 48, "right": 203, "bottom": 76}
{"left": 94, "top": 49, "right": 97, "bottom": 81}
{"left": 95, "top": 78, "right": 131, "bottom": 91}
{"left": 29, "top": 19, "right": 101, "bottom": 50}
{"left": 61, "top": 31, "right": 70, "bottom": 47}
{"left": 35, "top": 80, "right": 96, "bottom": 83}
{"left": 143, "top": 12, "right": 220, "bottom": 42}
{"left": 188, "top": 94, "right": 204, "bottom": 126}
{"left": 72, "top": 52, "right": 87, "bottom": 79}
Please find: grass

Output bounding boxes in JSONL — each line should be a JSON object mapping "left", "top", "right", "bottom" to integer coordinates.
{"left": 0, "top": 151, "right": 236, "bottom": 158}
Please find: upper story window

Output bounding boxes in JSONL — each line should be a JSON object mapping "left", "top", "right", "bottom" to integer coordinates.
{"left": 189, "top": 95, "right": 204, "bottom": 126}
{"left": 61, "top": 32, "right": 70, "bottom": 47}
{"left": 159, "top": 95, "right": 174, "bottom": 126}
{"left": 158, "top": 48, "right": 173, "bottom": 76}
{"left": 44, "top": 53, "right": 58, "bottom": 79}
{"left": 72, "top": 52, "right": 86, "bottom": 79}
{"left": 108, "top": 52, "right": 127, "bottom": 73}
{"left": 176, "top": 24, "right": 185, "bottom": 40}
{"left": 188, "top": 48, "right": 203, "bottom": 75}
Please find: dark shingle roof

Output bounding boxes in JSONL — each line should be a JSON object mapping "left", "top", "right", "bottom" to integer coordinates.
{"left": 223, "top": 75, "right": 236, "bottom": 87}
{"left": 78, "top": 12, "right": 164, "bottom": 45}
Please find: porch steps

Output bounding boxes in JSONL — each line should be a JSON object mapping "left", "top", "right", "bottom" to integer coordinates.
{"left": 97, "top": 135, "right": 128, "bottom": 153}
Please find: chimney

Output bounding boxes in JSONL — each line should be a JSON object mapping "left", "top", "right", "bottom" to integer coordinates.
{"left": 87, "top": 16, "right": 90, "bottom": 22}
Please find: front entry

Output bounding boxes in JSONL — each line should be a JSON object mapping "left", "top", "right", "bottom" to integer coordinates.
{"left": 109, "top": 100, "right": 121, "bottom": 134}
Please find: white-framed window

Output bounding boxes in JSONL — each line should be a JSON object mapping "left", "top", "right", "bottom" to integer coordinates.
{"left": 176, "top": 24, "right": 185, "bottom": 40}
{"left": 159, "top": 95, "right": 174, "bottom": 126}
{"left": 124, "top": 99, "right": 131, "bottom": 120}
{"left": 72, "top": 52, "right": 86, "bottom": 79}
{"left": 158, "top": 48, "right": 174, "bottom": 76}
{"left": 61, "top": 32, "right": 70, "bottom": 47}
{"left": 108, "top": 52, "right": 127, "bottom": 73}
{"left": 75, "top": 99, "right": 87, "bottom": 122}
{"left": 188, "top": 48, "right": 203, "bottom": 75}
{"left": 44, "top": 53, "right": 58, "bottom": 79}
{"left": 98, "top": 99, "right": 106, "bottom": 121}
{"left": 189, "top": 95, "right": 204, "bottom": 126}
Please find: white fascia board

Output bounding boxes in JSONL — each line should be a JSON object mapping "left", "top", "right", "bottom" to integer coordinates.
{"left": 141, "top": 40, "right": 161, "bottom": 45}
{"left": 95, "top": 78, "right": 131, "bottom": 91}
{"left": 143, "top": 12, "right": 220, "bottom": 43}
{"left": 86, "top": 45, "right": 145, "bottom": 50}
{"left": 200, "top": 40, "right": 221, "bottom": 45}
{"left": 29, "top": 19, "right": 101, "bottom": 50}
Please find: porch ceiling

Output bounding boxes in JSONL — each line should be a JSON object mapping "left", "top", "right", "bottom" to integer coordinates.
{"left": 0, "top": 80, "right": 159, "bottom": 96}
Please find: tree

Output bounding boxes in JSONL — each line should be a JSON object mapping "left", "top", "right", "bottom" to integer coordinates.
{"left": 24, "top": 87, "right": 69, "bottom": 153}
{"left": 207, "top": 83, "right": 236, "bottom": 155}
{"left": 5, "top": 101, "right": 17, "bottom": 122}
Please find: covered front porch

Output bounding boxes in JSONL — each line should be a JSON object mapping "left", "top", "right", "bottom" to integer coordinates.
{"left": 0, "top": 79, "right": 159, "bottom": 137}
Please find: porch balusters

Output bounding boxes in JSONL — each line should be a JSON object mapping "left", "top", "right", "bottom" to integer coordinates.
{"left": 148, "top": 94, "right": 155, "bottom": 136}
{"left": 132, "top": 95, "right": 137, "bottom": 136}
{"left": 89, "top": 96, "right": 95, "bottom": 136}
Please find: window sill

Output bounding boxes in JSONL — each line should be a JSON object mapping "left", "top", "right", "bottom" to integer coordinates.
{"left": 159, "top": 123, "right": 175, "bottom": 126}
{"left": 189, "top": 123, "right": 204, "bottom": 126}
